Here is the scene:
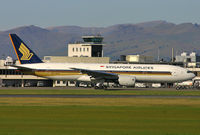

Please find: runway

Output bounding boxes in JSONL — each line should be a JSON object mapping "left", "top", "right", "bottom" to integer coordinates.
{"left": 1, "top": 94, "right": 200, "bottom": 98}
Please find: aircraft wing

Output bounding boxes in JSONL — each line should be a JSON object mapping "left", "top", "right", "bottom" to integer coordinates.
{"left": 8, "top": 65, "right": 35, "bottom": 75}
{"left": 10, "top": 65, "right": 32, "bottom": 70}
{"left": 71, "top": 68, "right": 118, "bottom": 80}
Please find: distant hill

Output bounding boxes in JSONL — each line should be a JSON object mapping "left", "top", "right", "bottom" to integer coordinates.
{"left": 1, "top": 21, "right": 200, "bottom": 61}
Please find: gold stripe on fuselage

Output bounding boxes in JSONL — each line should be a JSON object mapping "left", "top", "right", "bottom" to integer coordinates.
{"left": 110, "top": 72, "right": 171, "bottom": 75}
{"left": 33, "top": 70, "right": 172, "bottom": 77}
{"left": 34, "top": 70, "right": 82, "bottom": 77}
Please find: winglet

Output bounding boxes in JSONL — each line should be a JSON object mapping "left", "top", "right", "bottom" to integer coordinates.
{"left": 9, "top": 34, "right": 43, "bottom": 64}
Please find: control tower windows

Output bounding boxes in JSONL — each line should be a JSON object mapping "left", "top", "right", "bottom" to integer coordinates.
{"left": 82, "top": 37, "right": 103, "bottom": 43}
{"left": 92, "top": 45, "right": 102, "bottom": 57}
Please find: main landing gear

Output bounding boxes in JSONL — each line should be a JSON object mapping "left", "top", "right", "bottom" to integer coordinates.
{"left": 94, "top": 82, "right": 107, "bottom": 90}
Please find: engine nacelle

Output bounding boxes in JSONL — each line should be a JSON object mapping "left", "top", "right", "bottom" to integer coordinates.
{"left": 118, "top": 75, "right": 136, "bottom": 86}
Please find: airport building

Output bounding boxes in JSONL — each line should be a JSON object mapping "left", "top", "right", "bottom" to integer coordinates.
{"left": 0, "top": 57, "right": 52, "bottom": 87}
{"left": 125, "top": 55, "right": 154, "bottom": 63}
{"left": 175, "top": 52, "right": 200, "bottom": 63}
{"left": 68, "top": 35, "right": 104, "bottom": 57}
{"left": 175, "top": 52, "right": 200, "bottom": 67}
{"left": 44, "top": 35, "right": 109, "bottom": 64}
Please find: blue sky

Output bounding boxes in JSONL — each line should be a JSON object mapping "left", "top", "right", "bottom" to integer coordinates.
{"left": 0, "top": 0, "right": 200, "bottom": 30}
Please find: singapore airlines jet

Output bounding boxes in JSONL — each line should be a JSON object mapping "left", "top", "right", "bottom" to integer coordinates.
{"left": 9, "top": 34, "right": 195, "bottom": 89}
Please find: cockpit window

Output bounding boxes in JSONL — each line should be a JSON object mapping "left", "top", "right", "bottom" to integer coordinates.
{"left": 187, "top": 71, "right": 193, "bottom": 73}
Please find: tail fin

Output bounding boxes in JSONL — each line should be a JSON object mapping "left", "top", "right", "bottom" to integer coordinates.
{"left": 9, "top": 34, "right": 43, "bottom": 64}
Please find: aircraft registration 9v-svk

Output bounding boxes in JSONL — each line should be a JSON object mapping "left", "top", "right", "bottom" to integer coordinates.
{"left": 9, "top": 34, "right": 195, "bottom": 89}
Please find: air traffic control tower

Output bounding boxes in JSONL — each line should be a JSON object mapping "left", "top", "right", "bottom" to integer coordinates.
{"left": 68, "top": 35, "right": 104, "bottom": 57}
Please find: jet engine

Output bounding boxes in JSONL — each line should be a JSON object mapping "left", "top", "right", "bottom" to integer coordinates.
{"left": 118, "top": 75, "right": 136, "bottom": 86}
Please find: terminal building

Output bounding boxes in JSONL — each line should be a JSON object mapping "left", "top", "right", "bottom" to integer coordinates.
{"left": 175, "top": 52, "right": 200, "bottom": 68}
{"left": 0, "top": 56, "right": 52, "bottom": 87}
{"left": 175, "top": 52, "right": 200, "bottom": 63}
{"left": 125, "top": 55, "right": 154, "bottom": 63}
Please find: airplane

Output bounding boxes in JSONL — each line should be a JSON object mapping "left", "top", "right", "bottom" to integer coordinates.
{"left": 9, "top": 34, "right": 195, "bottom": 89}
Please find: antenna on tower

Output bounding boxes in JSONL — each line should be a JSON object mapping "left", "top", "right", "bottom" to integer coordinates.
{"left": 171, "top": 48, "right": 174, "bottom": 62}
{"left": 157, "top": 48, "right": 160, "bottom": 61}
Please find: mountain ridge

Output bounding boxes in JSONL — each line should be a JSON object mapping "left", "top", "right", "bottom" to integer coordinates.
{"left": 1, "top": 21, "right": 200, "bottom": 61}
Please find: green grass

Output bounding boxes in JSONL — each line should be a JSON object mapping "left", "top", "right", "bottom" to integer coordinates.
{"left": 0, "top": 105, "right": 200, "bottom": 135}
{"left": 0, "top": 88, "right": 200, "bottom": 135}
{"left": 0, "top": 88, "right": 200, "bottom": 96}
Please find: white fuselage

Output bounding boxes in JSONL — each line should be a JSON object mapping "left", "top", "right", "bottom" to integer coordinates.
{"left": 17, "top": 63, "right": 195, "bottom": 83}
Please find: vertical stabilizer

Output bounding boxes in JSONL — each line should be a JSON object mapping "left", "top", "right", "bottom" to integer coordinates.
{"left": 9, "top": 34, "right": 43, "bottom": 64}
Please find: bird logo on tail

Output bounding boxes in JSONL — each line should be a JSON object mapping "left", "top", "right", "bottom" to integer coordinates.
{"left": 19, "top": 43, "right": 33, "bottom": 60}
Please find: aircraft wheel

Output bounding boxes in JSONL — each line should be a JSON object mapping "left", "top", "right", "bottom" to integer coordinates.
{"left": 103, "top": 86, "right": 107, "bottom": 90}
{"left": 94, "top": 86, "right": 99, "bottom": 89}
{"left": 176, "top": 86, "right": 181, "bottom": 90}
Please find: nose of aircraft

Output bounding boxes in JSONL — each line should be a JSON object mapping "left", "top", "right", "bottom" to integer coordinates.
{"left": 188, "top": 73, "right": 195, "bottom": 80}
